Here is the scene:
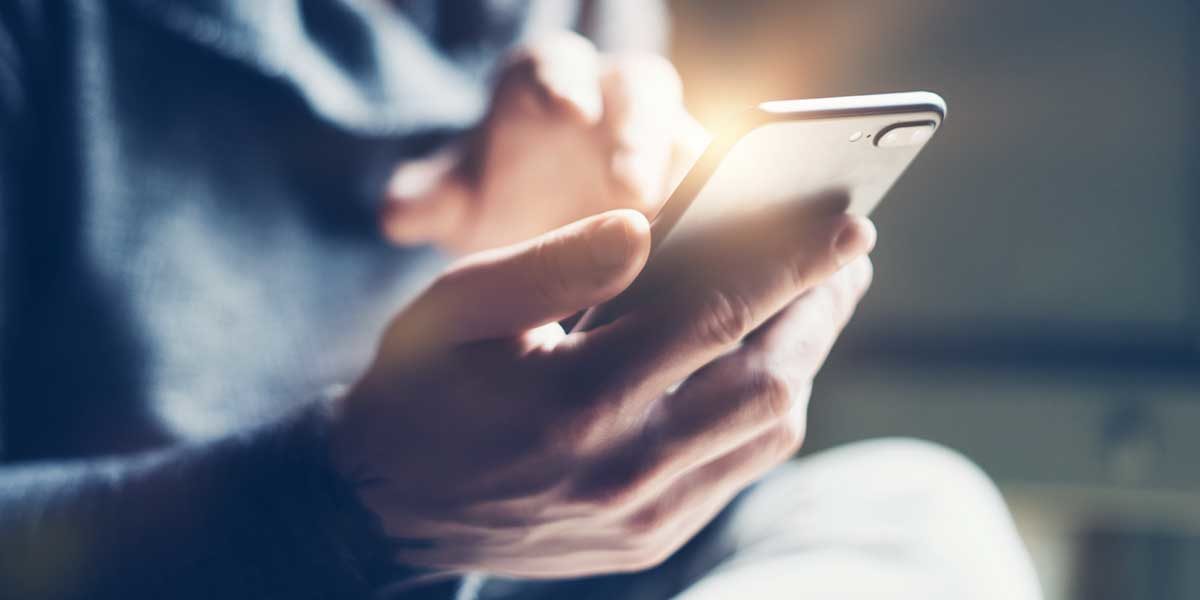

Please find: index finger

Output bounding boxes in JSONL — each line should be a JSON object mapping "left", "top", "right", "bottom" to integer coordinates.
{"left": 572, "top": 200, "right": 876, "bottom": 402}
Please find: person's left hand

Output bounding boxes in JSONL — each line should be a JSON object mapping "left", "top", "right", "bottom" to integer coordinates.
{"left": 379, "top": 31, "right": 706, "bottom": 254}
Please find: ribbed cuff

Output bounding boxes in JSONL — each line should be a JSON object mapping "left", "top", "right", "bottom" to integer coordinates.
{"left": 248, "top": 398, "right": 436, "bottom": 598}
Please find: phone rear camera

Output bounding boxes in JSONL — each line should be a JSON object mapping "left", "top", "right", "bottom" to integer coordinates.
{"left": 875, "top": 121, "right": 936, "bottom": 147}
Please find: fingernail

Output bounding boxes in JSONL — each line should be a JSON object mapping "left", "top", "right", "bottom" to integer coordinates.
{"left": 589, "top": 213, "right": 641, "bottom": 270}
{"left": 833, "top": 216, "right": 877, "bottom": 266}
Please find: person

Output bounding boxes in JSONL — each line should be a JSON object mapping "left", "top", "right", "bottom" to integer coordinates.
{"left": 0, "top": 1, "right": 1040, "bottom": 598}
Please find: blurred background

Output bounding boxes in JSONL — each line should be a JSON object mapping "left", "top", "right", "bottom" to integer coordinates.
{"left": 664, "top": 0, "right": 1199, "bottom": 598}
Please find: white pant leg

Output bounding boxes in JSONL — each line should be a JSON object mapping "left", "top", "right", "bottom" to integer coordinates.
{"left": 668, "top": 438, "right": 1042, "bottom": 600}
{"left": 468, "top": 438, "right": 1041, "bottom": 600}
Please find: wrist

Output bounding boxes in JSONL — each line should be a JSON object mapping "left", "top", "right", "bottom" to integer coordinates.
{"left": 265, "top": 391, "right": 416, "bottom": 592}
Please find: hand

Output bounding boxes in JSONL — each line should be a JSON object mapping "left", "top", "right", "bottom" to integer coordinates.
{"left": 378, "top": 31, "right": 707, "bottom": 254}
{"left": 331, "top": 206, "right": 875, "bottom": 578}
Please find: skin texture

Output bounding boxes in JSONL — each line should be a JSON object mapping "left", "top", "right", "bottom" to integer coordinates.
{"left": 332, "top": 208, "right": 875, "bottom": 577}
{"left": 335, "top": 32, "right": 877, "bottom": 578}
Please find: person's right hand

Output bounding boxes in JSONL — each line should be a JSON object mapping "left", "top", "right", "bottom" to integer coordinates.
{"left": 379, "top": 32, "right": 706, "bottom": 255}
{"left": 329, "top": 205, "right": 875, "bottom": 578}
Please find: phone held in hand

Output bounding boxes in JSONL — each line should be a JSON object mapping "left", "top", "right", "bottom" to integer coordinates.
{"left": 572, "top": 91, "right": 946, "bottom": 333}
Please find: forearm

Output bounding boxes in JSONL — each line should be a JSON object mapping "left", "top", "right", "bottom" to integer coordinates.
{"left": 0, "top": 404, "right": 405, "bottom": 599}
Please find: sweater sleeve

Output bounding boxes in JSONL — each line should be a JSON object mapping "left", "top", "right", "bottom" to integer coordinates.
{"left": 0, "top": 11, "right": 425, "bottom": 600}
{"left": 0, "top": 401, "right": 419, "bottom": 599}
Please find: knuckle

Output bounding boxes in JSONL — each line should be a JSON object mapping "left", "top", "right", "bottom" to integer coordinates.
{"left": 772, "top": 420, "right": 806, "bottom": 455}
{"left": 744, "top": 369, "right": 794, "bottom": 421}
{"left": 696, "top": 289, "right": 756, "bottom": 347}
{"left": 624, "top": 502, "right": 670, "bottom": 540}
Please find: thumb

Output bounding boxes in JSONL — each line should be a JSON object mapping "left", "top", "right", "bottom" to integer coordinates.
{"left": 406, "top": 209, "right": 651, "bottom": 344}
{"left": 380, "top": 146, "right": 473, "bottom": 246}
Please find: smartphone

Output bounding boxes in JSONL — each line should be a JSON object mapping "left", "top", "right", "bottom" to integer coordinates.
{"left": 571, "top": 91, "right": 946, "bottom": 332}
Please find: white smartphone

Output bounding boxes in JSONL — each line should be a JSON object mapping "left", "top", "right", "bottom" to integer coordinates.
{"left": 572, "top": 91, "right": 946, "bottom": 332}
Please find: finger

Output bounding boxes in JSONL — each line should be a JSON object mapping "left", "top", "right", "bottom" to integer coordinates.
{"left": 627, "top": 257, "right": 872, "bottom": 485}
{"left": 380, "top": 146, "right": 473, "bottom": 246}
{"left": 403, "top": 210, "right": 650, "bottom": 344}
{"left": 599, "top": 53, "right": 685, "bottom": 211}
{"left": 579, "top": 206, "right": 876, "bottom": 402}
{"left": 631, "top": 357, "right": 812, "bottom": 494}
{"left": 743, "top": 254, "right": 874, "bottom": 368}
{"left": 622, "top": 421, "right": 803, "bottom": 552}
{"left": 495, "top": 31, "right": 603, "bottom": 124}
